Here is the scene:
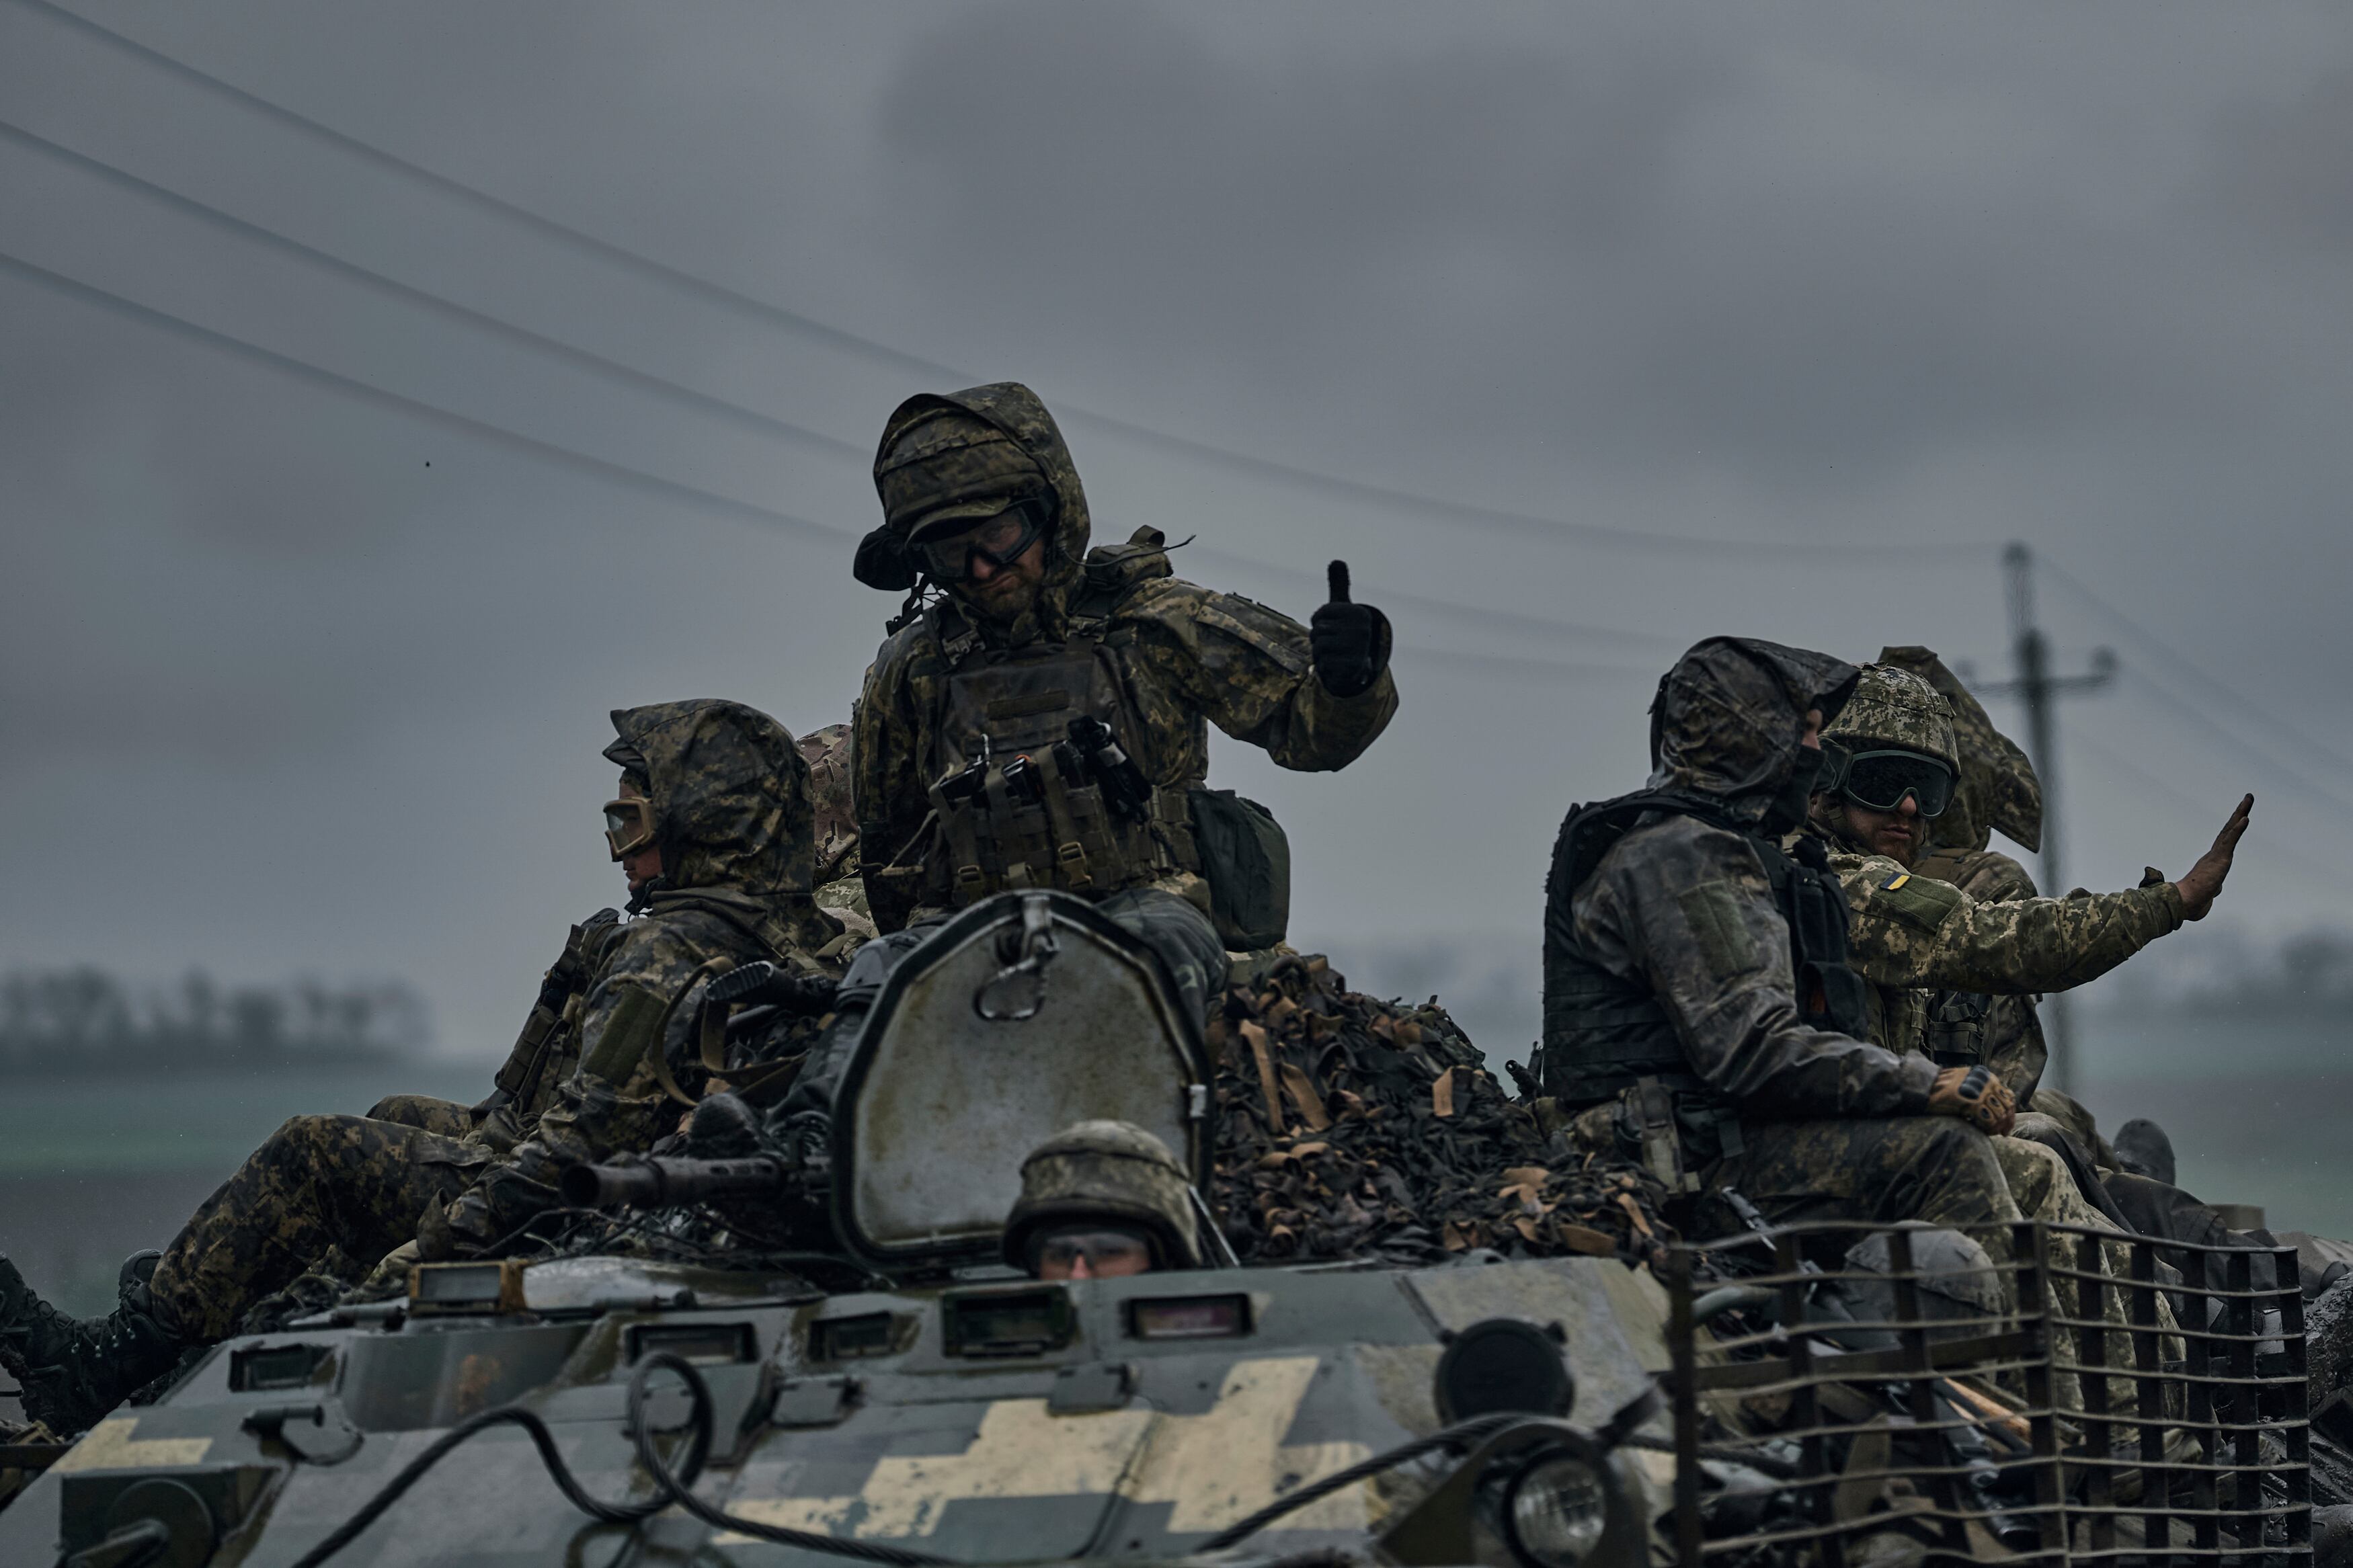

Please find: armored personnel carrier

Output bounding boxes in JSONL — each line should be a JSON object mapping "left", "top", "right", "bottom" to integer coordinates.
{"left": 0, "top": 893, "right": 2320, "bottom": 1567}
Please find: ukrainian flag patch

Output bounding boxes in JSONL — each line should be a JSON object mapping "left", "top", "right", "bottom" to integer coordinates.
{"left": 1882, "top": 872, "right": 1912, "bottom": 891}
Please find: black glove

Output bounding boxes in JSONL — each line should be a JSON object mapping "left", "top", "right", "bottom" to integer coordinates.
{"left": 1309, "top": 561, "right": 1392, "bottom": 698}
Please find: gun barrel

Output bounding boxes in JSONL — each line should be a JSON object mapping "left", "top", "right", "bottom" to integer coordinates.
{"left": 560, "top": 1155, "right": 792, "bottom": 1209}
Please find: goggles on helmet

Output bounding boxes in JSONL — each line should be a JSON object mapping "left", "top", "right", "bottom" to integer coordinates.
{"left": 1823, "top": 744, "right": 1955, "bottom": 818}
{"left": 602, "top": 796, "right": 659, "bottom": 860}
{"left": 918, "top": 500, "right": 1046, "bottom": 583}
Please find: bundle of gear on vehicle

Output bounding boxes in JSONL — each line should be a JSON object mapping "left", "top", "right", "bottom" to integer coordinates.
{"left": 1205, "top": 953, "right": 1675, "bottom": 1268}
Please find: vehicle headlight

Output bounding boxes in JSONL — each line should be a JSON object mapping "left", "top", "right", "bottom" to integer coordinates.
{"left": 1500, "top": 1450, "right": 1609, "bottom": 1568}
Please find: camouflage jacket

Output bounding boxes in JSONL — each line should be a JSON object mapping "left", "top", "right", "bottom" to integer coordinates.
{"left": 1567, "top": 638, "right": 1938, "bottom": 1121}
{"left": 854, "top": 384, "right": 1397, "bottom": 930}
{"left": 1819, "top": 835, "right": 2182, "bottom": 1062}
{"left": 440, "top": 700, "right": 846, "bottom": 1248}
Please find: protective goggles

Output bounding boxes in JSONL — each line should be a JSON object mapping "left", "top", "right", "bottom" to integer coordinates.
{"left": 918, "top": 501, "right": 1046, "bottom": 583}
{"left": 602, "top": 796, "right": 659, "bottom": 860}
{"left": 1823, "top": 745, "right": 1955, "bottom": 818}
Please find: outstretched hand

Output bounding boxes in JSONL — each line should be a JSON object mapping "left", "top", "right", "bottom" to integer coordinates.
{"left": 2174, "top": 793, "right": 2254, "bottom": 921}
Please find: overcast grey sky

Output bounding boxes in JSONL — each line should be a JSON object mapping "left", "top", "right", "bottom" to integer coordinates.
{"left": 3, "top": 0, "right": 2349, "bottom": 1061}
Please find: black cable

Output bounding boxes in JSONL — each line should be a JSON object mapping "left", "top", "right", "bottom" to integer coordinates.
{"left": 0, "top": 115, "right": 868, "bottom": 462}
{"left": 627, "top": 1352, "right": 953, "bottom": 1567}
{"left": 1, "top": 0, "right": 1997, "bottom": 566}
{"left": 284, "top": 1395, "right": 706, "bottom": 1567}
{"left": 0, "top": 246, "right": 840, "bottom": 543}
{"left": 1195, "top": 1411, "right": 1519, "bottom": 1552}
{"left": 2042, "top": 556, "right": 2353, "bottom": 780}
{"left": 0, "top": 235, "right": 1676, "bottom": 662}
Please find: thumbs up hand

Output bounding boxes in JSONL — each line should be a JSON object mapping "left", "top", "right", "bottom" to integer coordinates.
{"left": 1309, "top": 559, "right": 1392, "bottom": 698}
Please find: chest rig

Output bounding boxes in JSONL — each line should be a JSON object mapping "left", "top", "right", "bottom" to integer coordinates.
{"left": 1539, "top": 790, "right": 1872, "bottom": 1188}
{"left": 919, "top": 599, "right": 1197, "bottom": 907}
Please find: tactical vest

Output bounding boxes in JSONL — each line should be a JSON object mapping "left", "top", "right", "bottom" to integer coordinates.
{"left": 916, "top": 543, "right": 1200, "bottom": 907}
{"left": 1538, "top": 790, "right": 1872, "bottom": 1111}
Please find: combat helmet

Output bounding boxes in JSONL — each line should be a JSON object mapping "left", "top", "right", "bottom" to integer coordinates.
{"left": 1002, "top": 1120, "right": 1203, "bottom": 1272}
{"left": 1825, "top": 663, "right": 1959, "bottom": 771}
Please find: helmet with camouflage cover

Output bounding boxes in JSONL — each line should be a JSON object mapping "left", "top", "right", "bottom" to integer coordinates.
{"left": 1823, "top": 663, "right": 1960, "bottom": 772}
{"left": 1878, "top": 646, "right": 2042, "bottom": 855}
{"left": 1002, "top": 1120, "right": 1203, "bottom": 1272}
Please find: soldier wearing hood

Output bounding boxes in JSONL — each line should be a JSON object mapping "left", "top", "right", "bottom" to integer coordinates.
{"left": 846, "top": 382, "right": 1396, "bottom": 1020}
{"left": 1538, "top": 637, "right": 2020, "bottom": 1241}
{"left": 0, "top": 700, "right": 841, "bottom": 1434}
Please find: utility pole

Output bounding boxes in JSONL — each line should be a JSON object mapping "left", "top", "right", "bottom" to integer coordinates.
{"left": 1975, "top": 542, "right": 2114, "bottom": 1096}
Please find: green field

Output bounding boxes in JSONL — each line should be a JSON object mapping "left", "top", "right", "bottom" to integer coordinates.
{"left": 0, "top": 1061, "right": 492, "bottom": 1176}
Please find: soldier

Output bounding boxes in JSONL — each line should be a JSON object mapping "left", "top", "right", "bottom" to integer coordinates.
{"left": 0, "top": 699, "right": 839, "bottom": 1433}
{"left": 1808, "top": 660, "right": 2248, "bottom": 1075}
{"left": 1538, "top": 637, "right": 2022, "bottom": 1245}
{"left": 846, "top": 381, "right": 1396, "bottom": 1023}
{"left": 1002, "top": 1120, "right": 1203, "bottom": 1280}
{"left": 800, "top": 721, "right": 875, "bottom": 941}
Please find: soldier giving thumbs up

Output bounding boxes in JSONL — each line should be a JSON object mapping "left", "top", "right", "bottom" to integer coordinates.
{"left": 1309, "top": 561, "right": 1394, "bottom": 698}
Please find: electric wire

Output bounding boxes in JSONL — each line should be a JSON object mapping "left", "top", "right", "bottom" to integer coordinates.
{"left": 0, "top": 249, "right": 844, "bottom": 544}
{"left": 0, "top": 243, "right": 1674, "bottom": 670}
{"left": 2040, "top": 556, "right": 2353, "bottom": 780}
{"left": 0, "top": 115, "right": 870, "bottom": 461}
{"left": 2065, "top": 727, "right": 2343, "bottom": 902}
{"left": 2100, "top": 666, "right": 2353, "bottom": 820}
{"left": 4, "top": 0, "right": 1993, "bottom": 565}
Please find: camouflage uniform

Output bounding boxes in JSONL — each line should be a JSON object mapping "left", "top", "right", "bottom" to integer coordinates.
{"left": 801, "top": 722, "right": 875, "bottom": 941}
{"left": 1546, "top": 638, "right": 2018, "bottom": 1242}
{"left": 1808, "top": 661, "right": 2183, "bottom": 1081}
{"left": 0, "top": 700, "right": 839, "bottom": 1431}
{"left": 852, "top": 382, "right": 1396, "bottom": 1018}
{"left": 1806, "top": 660, "right": 2184, "bottom": 1397}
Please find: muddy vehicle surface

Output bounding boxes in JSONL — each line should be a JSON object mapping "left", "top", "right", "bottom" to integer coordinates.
{"left": 0, "top": 893, "right": 2330, "bottom": 1567}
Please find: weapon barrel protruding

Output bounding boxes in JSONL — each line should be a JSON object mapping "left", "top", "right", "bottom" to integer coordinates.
{"left": 560, "top": 1155, "right": 792, "bottom": 1209}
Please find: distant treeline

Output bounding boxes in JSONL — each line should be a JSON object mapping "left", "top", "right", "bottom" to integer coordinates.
{"left": 0, "top": 966, "right": 432, "bottom": 1076}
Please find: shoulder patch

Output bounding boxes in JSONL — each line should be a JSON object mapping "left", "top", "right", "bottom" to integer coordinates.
{"left": 1676, "top": 879, "right": 1766, "bottom": 981}
{"left": 1865, "top": 869, "right": 1964, "bottom": 937}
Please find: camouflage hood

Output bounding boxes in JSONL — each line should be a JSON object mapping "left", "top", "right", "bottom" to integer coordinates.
{"left": 871, "top": 382, "right": 1092, "bottom": 645}
{"left": 1879, "top": 645, "right": 2042, "bottom": 855}
{"left": 603, "top": 700, "right": 817, "bottom": 917}
{"left": 1648, "top": 637, "right": 1860, "bottom": 824}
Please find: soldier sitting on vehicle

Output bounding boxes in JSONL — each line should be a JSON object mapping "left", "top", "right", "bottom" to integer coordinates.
{"left": 0, "top": 700, "right": 844, "bottom": 1434}
{"left": 1003, "top": 1121, "right": 1203, "bottom": 1280}
{"left": 781, "top": 382, "right": 1399, "bottom": 1136}
{"left": 1538, "top": 637, "right": 2023, "bottom": 1257}
{"left": 847, "top": 380, "right": 1396, "bottom": 1023}
{"left": 1802, "top": 657, "right": 2249, "bottom": 1236}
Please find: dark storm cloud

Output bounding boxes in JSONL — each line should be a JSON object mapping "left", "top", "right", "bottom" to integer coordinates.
{"left": 870, "top": 1, "right": 2350, "bottom": 485}
{"left": 1, "top": 0, "right": 2350, "bottom": 1063}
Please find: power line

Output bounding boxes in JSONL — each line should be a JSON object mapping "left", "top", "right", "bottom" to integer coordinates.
{"left": 2067, "top": 729, "right": 2341, "bottom": 902}
{"left": 1393, "top": 647, "right": 1657, "bottom": 682}
{"left": 6, "top": 0, "right": 1995, "bottom": 565}
{"left": 0, "top": 116, "right": 872, "bottom": 460}
{"left": 0, "top": 246, "right": 1672, "bottom": 678}
{"left": 0, "top": 248, "right": 845, "bottom": 543}
{"left": 0, "top": 118, "right": 1681, "bottom": 658}
{"left": 2105, "top": 665, "right": 2353, "bottom": 820}
{"left": 2040, "top": 554, "right": 2353, "bottom": 781}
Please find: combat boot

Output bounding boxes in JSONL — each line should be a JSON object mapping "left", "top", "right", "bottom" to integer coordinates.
{"left": 2, "top": 1253, "right": 191, "bottom": 1435}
